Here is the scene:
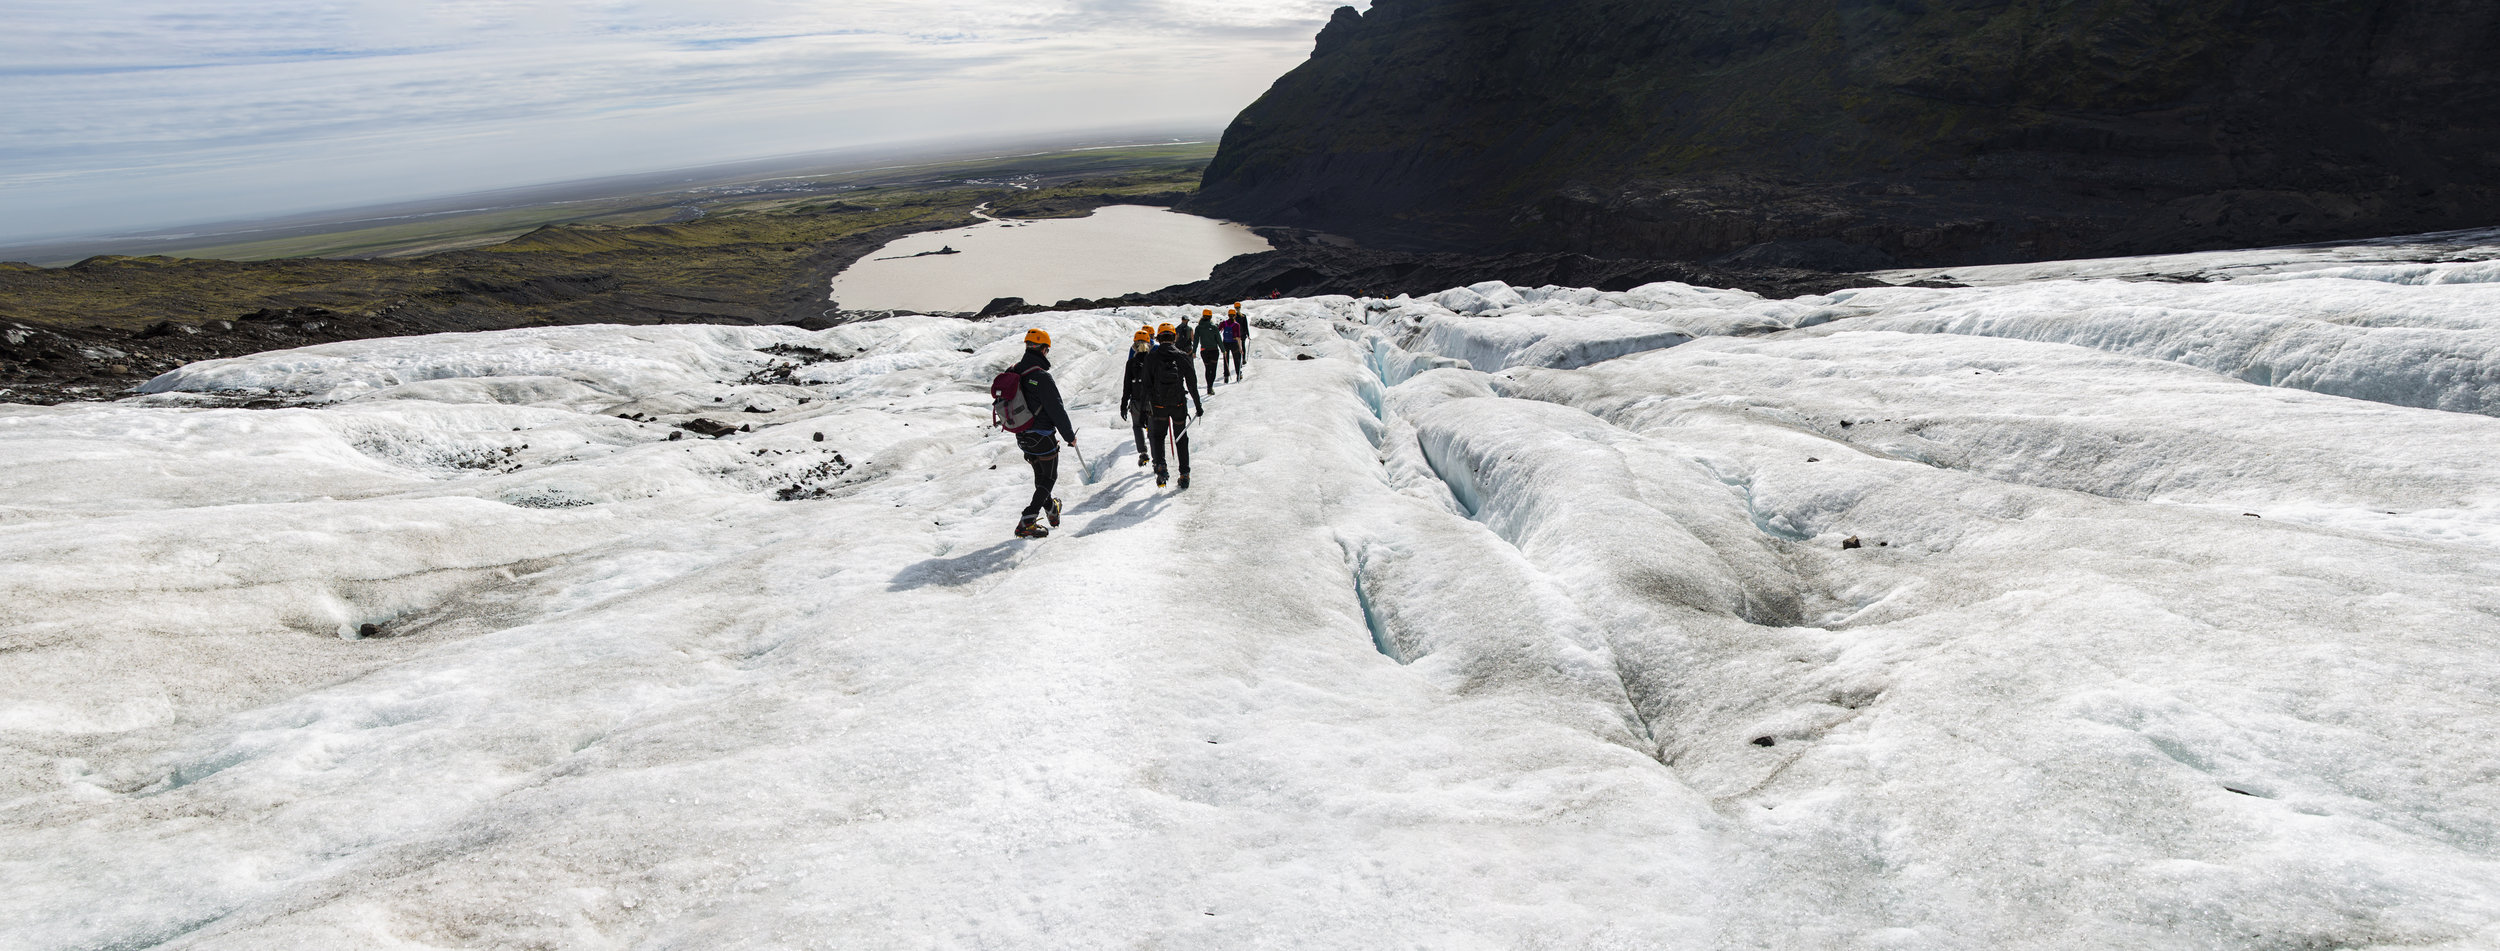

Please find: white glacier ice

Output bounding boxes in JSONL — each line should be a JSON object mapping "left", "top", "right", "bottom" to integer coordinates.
{"left": 6, "top": 233, "right": 2500, "bottom": 949}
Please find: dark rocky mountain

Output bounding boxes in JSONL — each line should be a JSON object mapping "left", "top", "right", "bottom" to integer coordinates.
{"left": 1189, "top": 0, "right": 2500, "bottom": 267}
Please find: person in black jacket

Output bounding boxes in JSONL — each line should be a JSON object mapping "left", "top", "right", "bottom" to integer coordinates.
{"left": 1010, "top": 328, "right": 1077, "bottom": 538}
{"left": 1145, "top": 326, "right": 1204, "bottom": 489}
{"left": 1178, "top": 310, "right": 1207, "bottom": 390}
{"left": 1118, "top": 326, "right": 1153, "bottom": 467}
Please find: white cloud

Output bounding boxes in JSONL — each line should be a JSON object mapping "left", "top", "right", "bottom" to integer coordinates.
{"left": 0, "top": 0, "right": 1360, "bottom": 243}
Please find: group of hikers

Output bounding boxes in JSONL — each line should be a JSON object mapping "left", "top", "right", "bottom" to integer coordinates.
{"left": 992, "top": 305, "right": 1254, "bottom": 539}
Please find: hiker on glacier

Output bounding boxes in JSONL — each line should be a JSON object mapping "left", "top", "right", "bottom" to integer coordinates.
{"left": 1220, "top": 307, "right": 1248, "bottom": 382}
{"left": 1177, "top": 310, "right": 1208, "bottom": 391}
{"left": 994, "top": 328, "right": 1077, "bottom": 539}
{"left": 1194, "top": 313, "right": 1224, "bottom": 391}
{"left": 1145, "top": 325, "right": 1204, "bottom": 490}
{"left": 1119, "top": 326, "right": 1154, "bottom": 467}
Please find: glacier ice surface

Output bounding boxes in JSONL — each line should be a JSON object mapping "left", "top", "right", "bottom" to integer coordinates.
{"left": 6, "top": 235, "right": 2500, "bottom": 949}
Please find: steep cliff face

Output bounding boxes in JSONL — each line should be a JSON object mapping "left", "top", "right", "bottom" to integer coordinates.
{"left": 1191, "top": 0, "right": 2500, "bottom": 266}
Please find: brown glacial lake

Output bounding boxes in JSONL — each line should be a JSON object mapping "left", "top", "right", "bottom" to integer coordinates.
{"left": 826, "top": 204, "right": 1273, "bottom": 313}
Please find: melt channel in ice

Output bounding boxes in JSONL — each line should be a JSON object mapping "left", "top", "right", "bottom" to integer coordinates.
{"left": 4, "top": 232, "right": 2500, "bottom": 950}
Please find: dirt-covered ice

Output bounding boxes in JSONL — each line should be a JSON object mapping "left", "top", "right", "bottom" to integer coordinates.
{"left": 6, "top": 234, "right": 2500, "bottom": 949}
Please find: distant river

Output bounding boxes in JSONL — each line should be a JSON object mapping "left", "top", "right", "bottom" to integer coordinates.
{"left": 826, "top": 204, "right": 1274, "bottom": 313}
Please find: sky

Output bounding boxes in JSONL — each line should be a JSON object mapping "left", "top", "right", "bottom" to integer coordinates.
{"left": 0, "top": 0, "right": 1360, "bottom": 244}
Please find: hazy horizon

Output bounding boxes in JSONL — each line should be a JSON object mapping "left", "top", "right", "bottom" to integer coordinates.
{"left": 0, "top": 127, "right": 1217, "bottom": 260}
{"left": 0, "top": 0, "right": 1361, "bottom": 245}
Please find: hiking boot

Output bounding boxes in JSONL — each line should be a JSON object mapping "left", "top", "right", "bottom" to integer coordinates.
{"left": 1137, "top": 453, "right": 1149, "bottom": 468}
{"left": 1015, "top": 516, "right": 1049, "bottom": 539}
{"left": 1045, "top": 497, "right": 1062, "bottom": 527}
{"left": 1177, "top": 473, "right": 1190, "bottom": 491}
{"left": 1155, "top": 468, "right": 1169, "bottom": 488}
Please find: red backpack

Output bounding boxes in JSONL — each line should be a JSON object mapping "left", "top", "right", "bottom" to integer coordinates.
{"left": 990, "top": 369, "right": 1041, "bottom": 432}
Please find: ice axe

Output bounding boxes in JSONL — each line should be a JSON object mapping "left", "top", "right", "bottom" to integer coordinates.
{"left": 1070, "top": 442, "right": 1092, "bottom": 485}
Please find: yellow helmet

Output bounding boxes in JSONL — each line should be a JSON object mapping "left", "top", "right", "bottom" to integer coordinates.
{"left": 1024, "top": 328, "right": 1051, "bottom": 347}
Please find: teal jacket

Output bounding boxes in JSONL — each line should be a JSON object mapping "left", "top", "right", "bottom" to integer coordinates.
{"left": 1194, "top": 319, "right": 1223, "bottom": 352}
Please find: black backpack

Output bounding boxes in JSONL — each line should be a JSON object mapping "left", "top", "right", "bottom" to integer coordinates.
{"left": 1146, "top": 348, "right": 1191, "bottom": 408}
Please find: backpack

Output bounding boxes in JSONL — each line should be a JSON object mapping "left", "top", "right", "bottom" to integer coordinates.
{"left": 1122, "top": 351, "right": 1151, "bottom": 401}
{"left": 1220, "top": 322, "right": 1237, "bottom": 344}
{"left": 991, "top": 369, "right": 1041, "bottom": 432}
{"left": 1147, "top": 349, "right": 1191, "bottom": 408}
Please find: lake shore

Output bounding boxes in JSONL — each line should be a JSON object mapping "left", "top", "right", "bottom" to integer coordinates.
{"left": 1, "top": 175, "right": 1198, "bottom": 404}
{"left": 3, "top": 171, "right": 1906, "bottom": 406}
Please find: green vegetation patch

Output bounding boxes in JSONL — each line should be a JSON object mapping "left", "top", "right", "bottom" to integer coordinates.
{"left": 0, "top": 147, "right": 1214, "bottom": 335}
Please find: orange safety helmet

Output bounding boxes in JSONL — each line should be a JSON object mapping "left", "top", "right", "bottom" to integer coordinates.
{"left": 1024, "top": 328, "right": 1051, "bottom": 347}
{"left": 1156, "top": 323, "right": 1176, "bottom": 337}
{"left": 1133, "top": 327, "right": 1152, "bottom": 341}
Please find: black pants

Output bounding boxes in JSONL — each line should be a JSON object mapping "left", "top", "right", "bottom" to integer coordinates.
{"left": 1201, "top": 349, "right": 1220, "bottom": 387}
{"left": 1149, "top": 410, "right": 1189, "bottom": 476}
{"left": 1223, "top": 341, "right": 1243, "bottom": 379}
{"left": 1016, "top": 431, "right": 1058, "bottom": 517}
{"left": 1128, "top": 399, "right": 1150, "bottom": 457}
